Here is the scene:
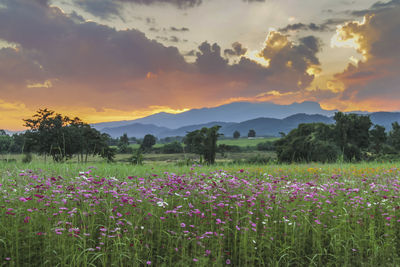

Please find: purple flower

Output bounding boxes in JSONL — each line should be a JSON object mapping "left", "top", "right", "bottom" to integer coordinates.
{"left": 146, "top": 261, "right": 151, "bottom": 265}
{"left": 180, "top": 223, "right": 186, "bottom": 228}
{"left": 226, "top": 259, "right": 231, "bottom": 264}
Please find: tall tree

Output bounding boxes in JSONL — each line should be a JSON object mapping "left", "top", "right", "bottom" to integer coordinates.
{"left": 233, "top": 130, "right": 240, "bottom": 139}
{"left": 118, "top": 133, "right": 131, "bottom": 153}
{"left": 248, "top": 129, "right": 256, "bottom": 138}
{"left": 388, "top": 122, "right": 400, "bottom": 151}
{"left": 23, "top": 109, "right": 114, "bottom": 162}
{"left": 369, "top": 124, "right": 387, "bottom": 154}
{"left": 334, "top": 112, "right": 372, "bottom": 161}
{"left": 140, "top": 134, "right": 156, "bottom": 152}
{"left": 184, "top": 126, "right": 222, "bottom": 164}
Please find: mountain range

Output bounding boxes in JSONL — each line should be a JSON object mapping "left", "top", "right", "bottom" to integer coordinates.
{"left": 92, "top": 101, "right": 336, "bottom": 130}
{"left": 91, "top": 101, "right": 400, "bottom": 138}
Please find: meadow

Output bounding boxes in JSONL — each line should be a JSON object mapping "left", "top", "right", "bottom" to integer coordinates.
{"left": 0, "top": 161, "right": 399, "bottom": 266}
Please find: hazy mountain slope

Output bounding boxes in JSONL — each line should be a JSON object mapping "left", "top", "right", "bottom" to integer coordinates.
{"left": 101, "top": 123, "right": 170, "bottom": 138}
{"left": 92, "top": 101, "right": 336, "bottom": 130}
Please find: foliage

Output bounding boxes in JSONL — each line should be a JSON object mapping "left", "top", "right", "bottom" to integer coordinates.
{"left": 23, "top": 109, "right": 114, "bottom": 162}
{"left": 161, "top": 141, "right": 184, "bottom": 154}
{"left": 140, "top": 134, "right": 156, "bottom": 152}
{"left": 248, "top": 129, "right": 256, "bottom": 137}
{"left": 21, "top": 152, "right": 32, "bottom": 163}
{"left": 233, "top": 130, "right": 240, "bottom": 139}
{"left": 388, "top": 122, "right": 400, "bottom": 151}
{"left": 129, "top": 149, "right": 144, "bottom": 165}
{"left": 369, "top": 124, "right": 387, "bottom": 154}
{"left": 184, "top": 126, "right": 222, "bottom": 164}
{"left": 256, "top": 141, "right": 275, "bottom": 151}
{"left": 334, "top": 112, "right": 372, "bottom": 161}
{"left": 275, "top": 123, "right": 340, "bottom": 163}
{"left": 117, "top": 133, "right": 132, "bottom": 154}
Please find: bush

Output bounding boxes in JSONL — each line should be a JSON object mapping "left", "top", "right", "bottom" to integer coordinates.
{"left": 256, "top": 141, "right": 275, "bottom": 151}
{"left": 162, "top": 142, "right": 183, "bottom": 154}
{"left": 22, "top": 153, "right": 32, "bottom": 163}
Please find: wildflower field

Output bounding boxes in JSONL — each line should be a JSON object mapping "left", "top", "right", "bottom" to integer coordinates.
{"left": 0, "top": 162, "right": 399, "bottom": 266}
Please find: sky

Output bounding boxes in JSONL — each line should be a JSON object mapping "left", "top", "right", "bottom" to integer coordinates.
{"left": 0, "top": 0, "right": 399, "bottom": 130}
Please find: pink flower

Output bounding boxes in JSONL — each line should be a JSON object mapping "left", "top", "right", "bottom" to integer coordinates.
{"left": 226, "top": 259, "right": 231, "bottom": 264}
{"left": 180, "top": 223, "right": 186, "bottom": 227}
{"left": 24, "top": 216, "right": 30, "bottom": 223}
{"left": 315, "top": 220, "right": 321, "bottom": 225}
{"left": 146, "top": 261, "right": 151, "bottom": 265}
{"left": 193, "top": 258, "right": 198, "bottom": 262}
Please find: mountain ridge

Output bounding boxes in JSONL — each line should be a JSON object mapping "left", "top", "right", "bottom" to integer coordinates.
{"left": 92, "top": 101, "right": 337, "bottom": 130}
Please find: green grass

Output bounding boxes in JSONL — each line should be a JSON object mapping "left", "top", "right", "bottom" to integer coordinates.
{"left": 217, "top": 137, "right": 277, "bottom": 147}
{"left": 0, "top": 161, "right": 399, "bottom": 266}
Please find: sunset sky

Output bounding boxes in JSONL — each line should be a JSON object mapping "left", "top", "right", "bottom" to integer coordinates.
{"left": 1, "top": 0, "right": 399, "bottom": 130}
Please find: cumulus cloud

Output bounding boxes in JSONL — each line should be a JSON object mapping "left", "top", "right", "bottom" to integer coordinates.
{"left": 70, "top": 0, "right": 267, "bottom": 18}
{"left": 279, "top": 19, "right": 348, "bottom": 33}
{"left": 224, "top": 42, "right": 247, "bottom": 57}
{"left": 73, "top": 0, "right": 121, "bottom": 19}
{"left": 325, "top": 1, "right": 400, "bottom": 111}
{"left": 0, "top": 0, "right": 322, "bottom": 126}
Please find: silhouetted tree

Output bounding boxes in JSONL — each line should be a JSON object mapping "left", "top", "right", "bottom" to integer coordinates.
{"left": 275, "top": 123, "right": 339, "bottom": 163}
{"left": 233, "top": 130, "right": 240, "bottom": 139}
{"left": 118, "top": 133, "right": 131, "bottom": 153}
{"left": 248, "top": 129, "right": 256, "bottom": 138}
{"left": 334, "top": 112, "right": 372, "bottom": 161}
{"left": 184, "top": 126, "right": 222, "bottom": 164}
{"left": 388, "top": 122, "right": 400, "bottom": 151}
{"left": 369, "top": 124, "right": 387, "bottom": 154}
{"left": 140, "top": 134, "right": 156, "bottom": 152}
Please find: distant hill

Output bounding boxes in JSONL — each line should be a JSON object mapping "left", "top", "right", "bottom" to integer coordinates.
{"left": 369, "top": 112, "right": 400, "bottom": 129}
{"left": 102, "top": 113, "right": 335, "bottom": 138}
{"left": 101, "top": 123, "right": 170, "bottom": 138}
{"left": 92, "top": 101, "right": 336, "bottom": 130}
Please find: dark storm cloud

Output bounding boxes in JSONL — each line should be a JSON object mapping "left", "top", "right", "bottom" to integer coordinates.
{"left": 0, "top": 0, "right": 322, "bottom": 113}
{"left": 70, "top": 0, "right": 267, "bottom": 18}
{"left": 279, "top": 19, "right": 347, "bottom": 33}
{"left": 224, "top": 42, "right": 247, "bottom": 57}
{"left": 195, "top": 42, "right": 228, "bottom": 73}
{"left": 170, "top": 27, "right": 189, "bottom": 32}
{"left": 329, "top": 3, "right": 400, "bottom": 109}
{"left": 116, "top": 0, "right": 202, "bottom": 9}
{"left": 0, "top": 0, "right": 188, "bottom": 80}
{"left": 194, "top": 32, "right": 321, "bottom": 93}
{"left": 351, "top": 0, "right": 400, "bottom": 16}
{"left": 73, "top": 0, "right": 121, "bottom": 19}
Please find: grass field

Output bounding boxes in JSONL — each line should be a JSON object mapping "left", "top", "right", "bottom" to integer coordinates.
{"left": 0, "top": 150, "right": 277, "bottom": 165}
{"left": 0, "top": 161, "right": 399, "bottom": 266}
{"left": 217, "top": 137, "right": 277, "bottom": 147}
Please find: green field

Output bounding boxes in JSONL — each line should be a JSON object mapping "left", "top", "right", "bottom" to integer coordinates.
{"left": 1, "top": 161, "right": 399, "bottom": 266}
{"left": 217, "top": 137, "right": 277, "bottom": 147}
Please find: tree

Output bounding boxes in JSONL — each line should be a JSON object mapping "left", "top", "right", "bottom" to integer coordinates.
{"left": 162, "top": 141, "right": 183, "bottom": 154}
{"left": 118, "top": 133, "right": 131, "bottom": 153}
{"left": 334, "top": 112, "right": 372, "bottom": 161}
{"left": 23, "top": 109, "right": 72, "bottom": 161}
{"left": 248, "top": 129, "right": 256, "bottom": 138}
{"left": 233, "top": 131, "right": 240, "bottom": 139}
{"left": 140, "top": 134, "right": 156, "bottom": 152}
{"left": 0, "top": 130, "right": 6, "bottom": 136}
{"left": 369, "top": 124, "right": 387, "bottom": 154}
{"left": 388, "top": 122, "right": 400, "bottom": 151}
{"left": 275, "top": 123, "right": 339, "bottom": 163}
{"left": 184, "top": 126, "right": 222, "bottom": 164}
{"left": 23, "top": 109, "right": 114, "bottom": 162}
{"left": 0, "top": 134, "right": 12, "bottom": 155}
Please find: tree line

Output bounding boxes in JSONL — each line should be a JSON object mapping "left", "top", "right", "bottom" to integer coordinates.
{"left": 0, "top": 109, "right": 115, "bottom": 162}
{"left": 275, "top": 112, "right": 400, "bottom": 163}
